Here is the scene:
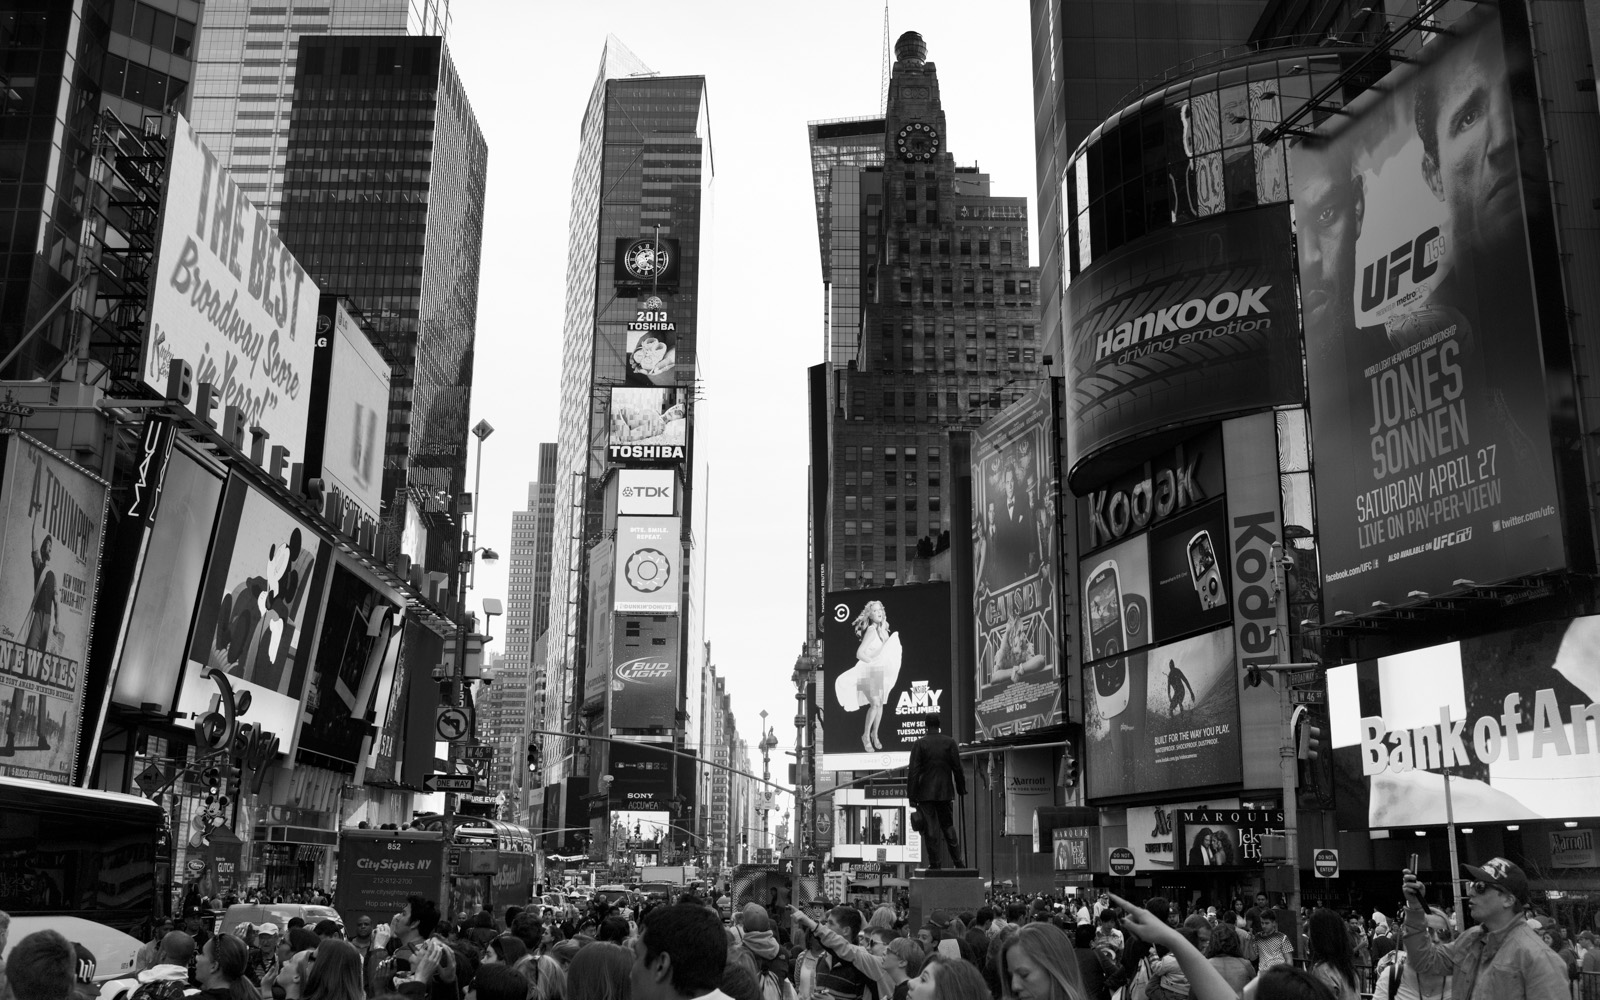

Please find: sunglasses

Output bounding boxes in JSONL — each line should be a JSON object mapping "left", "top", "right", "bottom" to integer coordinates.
{"left": 1465, "top": 880, "right": 1506, "bottom": 897}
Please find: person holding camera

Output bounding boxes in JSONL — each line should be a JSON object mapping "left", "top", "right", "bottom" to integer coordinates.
{"left": 1398, "top": 858, "right": 1567, "bottom": 999}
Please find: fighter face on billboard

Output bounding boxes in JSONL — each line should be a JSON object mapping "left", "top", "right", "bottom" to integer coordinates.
{"left": 1291, "top": 140, "right": 1363, "bottom": 337}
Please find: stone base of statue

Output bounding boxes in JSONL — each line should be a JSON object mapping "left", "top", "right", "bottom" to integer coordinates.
{"left": 909, "top": 869, "right": 983, "bottom": 932}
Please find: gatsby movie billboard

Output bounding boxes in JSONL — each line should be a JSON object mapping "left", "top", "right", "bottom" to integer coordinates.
{"left": 822, "top": 583, "right": 952, "bottom": 772}
{"left": 608, "top": 388, "right": 686, "bottom": 465}
{"left": 611, "top": 615, "right": 679, "bottom": 731}
{"left": 0, "top": 434, "right": 108, "bottom": 784}
{"left": 1328, "top": 617, "right": 1600, "bottom": 827}
{"left": 1288, "top": 4, "right": 1564, "bottom": 613}
{"left": 613, "top": 517, "right": 680, "bottom": 615}
{"left": 973, "top": 383, "right": 1064, "bottom": 739}
{"left": 179, "top": 474, "right": 329, "bottom": 753}
{"left": 1064, "top": 205, "right": 1302, "bottom": 490}
{"left": 145, "top": 116, "right": 319, "bottom": 456}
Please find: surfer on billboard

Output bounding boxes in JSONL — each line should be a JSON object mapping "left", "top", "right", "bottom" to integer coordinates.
{"left": 834, "top": 600, "right": 902, "bottom": 751}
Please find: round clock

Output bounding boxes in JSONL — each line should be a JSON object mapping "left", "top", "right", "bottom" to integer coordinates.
{"left": 895, "top": 121, "right": 941, "bottom": 162}
{"left": 622, "top": 238, "right": 672, "bottom": 281}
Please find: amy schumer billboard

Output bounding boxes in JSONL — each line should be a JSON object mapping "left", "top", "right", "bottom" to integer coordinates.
{"left": 1289, "top": 4, "right": 1565, "bottom": 614}
{"left": 821, "top": 582, "right": 952, "bottom": 773}
{"left": 1064, "top": 205, "right": 1302, "bottom": 490}
{"left": 972, "top": 383, "right": 1064, "bottom": 739}
{"left": 145, "top": 116, "right": 320, "bottom": 455}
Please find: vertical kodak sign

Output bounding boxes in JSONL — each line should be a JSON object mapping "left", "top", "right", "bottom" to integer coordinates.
{"left": 1222, "top": 413, "right": 1288, "bottom": 789}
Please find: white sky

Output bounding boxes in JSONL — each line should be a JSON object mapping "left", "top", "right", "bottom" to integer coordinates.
{"left": 449, "top": 1, "right": 1040, "bottom": 782}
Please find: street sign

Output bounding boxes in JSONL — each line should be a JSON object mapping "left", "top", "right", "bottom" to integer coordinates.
{"left": 435, "top": 706, "right": 472, "bottom": 742}
{"left": 424, "top": 774, "right": 476, "bottom": 793}
{"left": 1285, "top": 668, "right": 1321, "bottom": 686}
{"left": 1290, "top": 688, "right": 1327, "bottom": 705}
{"left": 1314, "top": 848, "right": 1340, "bottom": 878}
{"left": 1108, "top": 847, "right": 1136, "bottom": 876}
{"left": 876, "top": 847, "right": 887, "bottom": 862}
{"left": 462, "top": 745, "right": 495, "bottom": 761}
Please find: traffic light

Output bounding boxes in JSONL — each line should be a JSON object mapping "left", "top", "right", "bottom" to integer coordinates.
{"left": 201, "top": 765, "right": 222, "bottom": 807}
{"left": 527, "top": 740, "right": 540, "bottom": 772}
{"left": 1291, "top": 706, "right": 1322, "bottom": 761}
{"left": 225, "top": 764, "right": 242, "bottom": 808}
{"left": 1061, "top": 751, "right": 1080, "bottom": 789}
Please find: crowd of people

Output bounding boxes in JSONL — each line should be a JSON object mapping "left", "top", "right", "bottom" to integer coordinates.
{"left": 0, "top": 857, "right": 1594, "bottom": 1000}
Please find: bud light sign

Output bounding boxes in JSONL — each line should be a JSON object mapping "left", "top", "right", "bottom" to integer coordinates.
{"left": 611, "top": 616, "right": 679, "bottom": 732}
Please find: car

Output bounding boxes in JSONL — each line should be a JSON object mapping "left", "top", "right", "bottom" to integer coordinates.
{"left": 218, "top": 903, "right": 343, "bottom": 939}
{"left": 594, "top": 885, "right": 634, "bottom": 906}
{"left": 0, "top": 916, "right": 144, "bottom": 984}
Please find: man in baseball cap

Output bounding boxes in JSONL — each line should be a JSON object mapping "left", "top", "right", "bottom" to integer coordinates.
{"left": 1399, "top": 857, "right": 1567, "bottom": 998}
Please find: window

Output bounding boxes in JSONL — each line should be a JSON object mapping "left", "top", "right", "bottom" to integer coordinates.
{"left": 902, "top": 391, "right": 916, "bottom": 406}
{"left": 884, "top": 447, "right": 897, "bottom": 461}
{"left": 905, "top": 447, "right": 917, "bottom": 462}
{"left": 904, "top": 522, "right": 918, "bottom": 537}
{"left": 906, "top": 545, "right": 920, "bottom": 561}
{"left": 966, "top": 347, "right": 978, "bottom": 364}
{"left": 929, "top": 446, "right": 942, "bottom": 462}
{"left": 844, "top": 521, "right": 857, "bottom": 536}
{"left": 947, "top": 392, "right": 959, "bottom": 410}
{"left": 883, "top": 470, "right": 896, "bottom": 486}
{"left": 884, "top": 497, "right": 897, "bottom": 512}
{"left": 926, "top": 392, "right": 939, "bottom": 408}
{"left": 885, "top": 521, "right": 898, "bottom": 537}
{"left": 886, "top": 546, "right": 900, "bottom": 561}
{"left": 982, "top": 277, "right": 994, "bottom": 294}
{"left": 861, "top": 521, "right": 875, "bottom": 535}
{"left": 929, "top": 497, "right": 942, "bottom": 511}
{"left": 845, "top": 496, "right": 857, "bottom": 511}
{"left": 919, "top": 239, "right": 931, "bottom": 254}
{"left": 905, "top": 209, "right": 917, "bottom": 224}
{"left": 883, "top": 391, "right": 896, "bottom": 408}
{"left": 845, "top": 446, "right": 858, "bottom": 462}
{"left": 960, "top": 240, "right": 971, "bottom": 255}
{"left": 1000, "top": 240, "right": 1013, "bottom": 255}
{"left": 979, "top": 240, "right": 991, "bottom": 256}
{"left": 1004, "top": 279, "right": 1017, "bottom": 294}
{"left": 929, "top": 474, "right": 942, "bottom": 489}
{"left": 1020, "top": 280, "right": 1032, "bottom": 295}
{"left": 843, "top": 545, "right": 858, "bottom": 561}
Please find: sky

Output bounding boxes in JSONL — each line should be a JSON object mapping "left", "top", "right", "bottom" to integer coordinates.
{"left": 447, "top": 1, "right": 1040, "bottom": 785}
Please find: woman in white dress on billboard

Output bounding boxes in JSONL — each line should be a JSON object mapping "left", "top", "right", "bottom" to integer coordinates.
{"left": 834, "top": 600, "right": 902, "bottom": 751}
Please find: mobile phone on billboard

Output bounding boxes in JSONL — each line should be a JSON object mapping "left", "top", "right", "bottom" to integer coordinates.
{"left": 1086, "top": 560, "right": 1131, "bottom": 718}
{"left": 1188, "top": 530, "right": 1227, "bottom": 610}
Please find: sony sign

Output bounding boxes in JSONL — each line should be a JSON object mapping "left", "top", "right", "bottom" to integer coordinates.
{"left": 617, "top": 469, "right": 676, "bottom": 516}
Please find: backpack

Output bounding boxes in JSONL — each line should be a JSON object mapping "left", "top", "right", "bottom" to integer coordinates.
{"left": 128, "top": 979, "right": 189, "bottom": 1000}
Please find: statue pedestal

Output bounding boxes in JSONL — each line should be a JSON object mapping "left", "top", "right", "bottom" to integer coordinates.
{"left": 909, "top": 869, "right": 984, "bottom": 932}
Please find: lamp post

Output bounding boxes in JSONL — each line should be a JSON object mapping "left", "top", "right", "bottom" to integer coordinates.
{"left": 792, "top": 644, "right": 817, "bottom": 896}
{"left": 445, "top": 419, "right": 494, "bottom": 835}
{"left": 759, "top": 710, "right": 771, "bottom": 854}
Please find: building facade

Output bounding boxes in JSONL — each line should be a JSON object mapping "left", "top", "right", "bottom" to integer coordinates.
{"left": 188, "top": 0, "right": 449, "bottom": 223}
{"left": 278, "top": 35, "right": 487, "bottom": 571}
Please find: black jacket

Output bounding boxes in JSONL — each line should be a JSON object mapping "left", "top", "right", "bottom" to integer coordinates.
{"left": 906, "top": 732, "right": 965, "bottom": 802}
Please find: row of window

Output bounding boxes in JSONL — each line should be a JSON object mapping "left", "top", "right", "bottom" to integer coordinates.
{"left": 110, "top": 0, "right": 197, "bottom": 59}
{"left": 894, "top": 236, "right": 1019, "bottom": 257}
{"left": 841, "top": 519, "right": 943, "bottom": 537}
{"left": 843, "top": 496, "right": 943, "bottom": 513}
{"left": 843, "top": 471, "right": 941, "bottom": 489}
{"left": 102, "top": 53, "right": 187, "bottom": 111}
{"left": 842, "top": 545, "right": 938, "bottom": 564}
{"left": 843, "top": 445, "right": 942, "bottom": 463}
{"left": 891, "top": 321, "right": 1036, "bottom": 340}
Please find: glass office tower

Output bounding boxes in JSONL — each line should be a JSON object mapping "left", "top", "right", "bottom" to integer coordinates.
{"left": 278, "top": 35, "right": 487, "bottom": 569}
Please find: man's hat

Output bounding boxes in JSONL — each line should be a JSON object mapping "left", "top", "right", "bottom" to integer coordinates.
{"left": 923, "top": 908, "right": 950, "bottom": 930}
{"left": 256, "top": 922, "right": 281, "bottom": 937}
{"left": 73, "top": 943, "right": 97, "bottom": 984}
{"left": 1463, "top": 857, "right": 1530, "bottom": 904}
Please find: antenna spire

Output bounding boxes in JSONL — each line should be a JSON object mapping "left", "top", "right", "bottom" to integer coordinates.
{"left": 880, "top": 4, "right": 890, "bottom": 115}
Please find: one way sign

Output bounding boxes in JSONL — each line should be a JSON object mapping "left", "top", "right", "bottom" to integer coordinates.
{"left": 424, "top": 774, "right": 476, "bottom": 793}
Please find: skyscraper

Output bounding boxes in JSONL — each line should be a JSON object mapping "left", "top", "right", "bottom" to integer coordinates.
{"left": 278, "top": 35, "right": 487, "bottom": 569}
{"left": 541, "top": 37, "right": 712, "bottom": 856}
{"left": 499, "top": 445, "right": 557, "bottom": 816}
{"left": 188, "top": 0, "right": 449, "bottom": 222}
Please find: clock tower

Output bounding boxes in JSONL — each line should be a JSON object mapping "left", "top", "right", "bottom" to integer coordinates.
{"left": 885, "top": 32, "right": 950, "bottom": 223}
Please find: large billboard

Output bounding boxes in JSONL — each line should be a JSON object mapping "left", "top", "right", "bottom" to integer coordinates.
{"left": 624, "top": 295, "right": 684, "bottom": 388}
{"left": 1083, "top": 627, "right": 1241, "bottom": 799}
{"left": 617, "top": 469, "right": 677, "bottom": 516}
{"left": 608, "top": 739, "right": 675, "bottom": 811}
{"left": 1064, "top": 205, "right": 1302, "bottom": 489}
{"left": 611, "top": 615, "right": 678, "bottom": 732}
{"left": 583, "top": 537, "right": 615, "bottom": 706}
{"left": 178, "top": 474, "right": 330, "bottom": 754}
{"left": 145, "top": 116, "right": 320, "bottom": 456}
{"left": 613, "top": 517, "right": 680, "bottom": 615}
{"left": 305, "top": 297, "right": 389, "bottom": 523}
{"left": 1289, "top": 5, "right": 1563, "bottom": 613}
{"left": 1328, "top": 616, "right": 1600, "bottom": 827}
{"left": 608, "top": 388, "right": 686, "bottom": 465}
{"left": 111, "top": 448, "right": 224, "bottom": 715}
{"left": 1175, "top": 808, "right": 1284, "bottom": 869}
{"left": 1124, "top": 797, "right": 1241, "bottom": 873}
{"left": 972, "top": 384, "right": 1064, "bottom": 739}
{"left": 821, "top": 583, "right": 952, "bottom": 772}
{"left": 296, "top": 562, "right": 403, "bottom": 771}
{"left": 0, "top": 434, "right": 108, "bottom": 784}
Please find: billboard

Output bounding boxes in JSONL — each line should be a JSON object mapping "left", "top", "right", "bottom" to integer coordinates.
{"left": 1084, "top": 627, "right": 1241, "bottom": 799}
{"left": 1124, "top": 797, "right": 1241, "bottom": 872}
{"left": 1327, "top": 616, "right": 1600, "bottom": 827}
{"left": 624, "top": 295, "right": 683, "bottom": 388}
{"left": 1002, "top": 747, "right": 1056, "bottom": 836}
{"left": 1064, "top": 205, "right": 1302, "bottom": 489}
{"left": 1148, "top": 500, "right": 1230, "bottom": 643}
{"left": 821, "top": 583, "right": 952, "bottom": 772}
{"left": 583, "top": 537, "right": 615, "bottom": 705}
{"left": 296, "top": 562, "right": 403, "bottom": 771}
{"left": 111, "top": 448, "right": 225, "bottom": 715}
{"left": 608, "top": 388, "right": 686, "bottom": 465}
{"left": 617, "top": 469, "right": 677, "bottom": 516}
{"left": 178, "top": 474, "right": 330, "bottom": 753}
{"left": 145, "top": 116, "right": 319, "bottom": 457}
{"left": 611, "top": 616, "right": 678, "bottom": 731}
{"left": 1289, "top": 5, "right": 1563, "bottom": 613}
{"left": 1175, "top": 808, "right": 1284, "bottom": 869}
{"left": 608, "top": 739, "right": 675, "bottom": 811}
{"left": 614, "top": 236, "right": 683, "bottom": 286}
{"left": 972, "top": 383, "right": 1064, "bottom": 739}
{"left": 613, "top": 517, "right": 680, "bottom": 614}
{"left": 305, "top": 296, "right": 389, "bottom": 523}
{"left": 0, "top": 434, "right": 108, "bottom": 784}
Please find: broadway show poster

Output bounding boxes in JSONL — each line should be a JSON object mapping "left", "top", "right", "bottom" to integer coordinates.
{"left": 624, "top": 295, "right": 682, "bottom": 388}
{"left": 178, "top": 475, "right": 329, "bottom": 754}
{"left": 1328, "top": 616, "right": 1600, "bottom": 827}
{"left": 296, "top": 562, "right": 402, "bottom": 771}
{"left": 1289, "top": 4, "right": 1564, "bottom": 613}
{"left": 1085, "top": 627, "right": 1241, "bottom": 800}
{"left": 1148, "top": 499, "right": 1231, "bottom": 643}
{"left": 0, "top": 434, "right": 108, "bottom": 784}
{"left": 821, "top": 583, "right": 952, "bottom": 773}
{"left": 1064, "top": 205, "right": 1302, "bottom": 489}
{"left": 973, "top": 383, "right": 1063, "bottom": 739}
{"left": 1176, "top": 808, "right": 1283, "bottom": 869}
{"left": 611, "top": 615, "right": 679, "bottom": 731}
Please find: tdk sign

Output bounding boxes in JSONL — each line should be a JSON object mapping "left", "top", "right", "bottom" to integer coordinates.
{"left": 617, "top": 469, "right": 676, "bottom": 515}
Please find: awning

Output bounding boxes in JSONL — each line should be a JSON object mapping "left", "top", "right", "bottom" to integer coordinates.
{"left": 849, "top": 877, "right": 909, "bottom": 888}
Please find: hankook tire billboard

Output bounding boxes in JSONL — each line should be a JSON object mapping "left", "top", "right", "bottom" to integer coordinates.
{"left": 1064, "top": 205, "right": 1302, "bottom": 491}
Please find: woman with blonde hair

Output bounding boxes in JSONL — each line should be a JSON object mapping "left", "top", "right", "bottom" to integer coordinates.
{"left": 300, "top": 941, "right": 362, "bottom": 1000}
{"left": 997, "top": 922, "right": 1087, "bottom": 1000}
{"left": 564, "top": 943, "right": 630, "bottom": 1000}
{"left": 834, "top": 600, "right": 902, "bottom": 751}
{"left": 529, "top": 955, "right": 565, "bottom": 1000}
{"left": 868, "top": 906, "right": 898, "bottom": 932}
